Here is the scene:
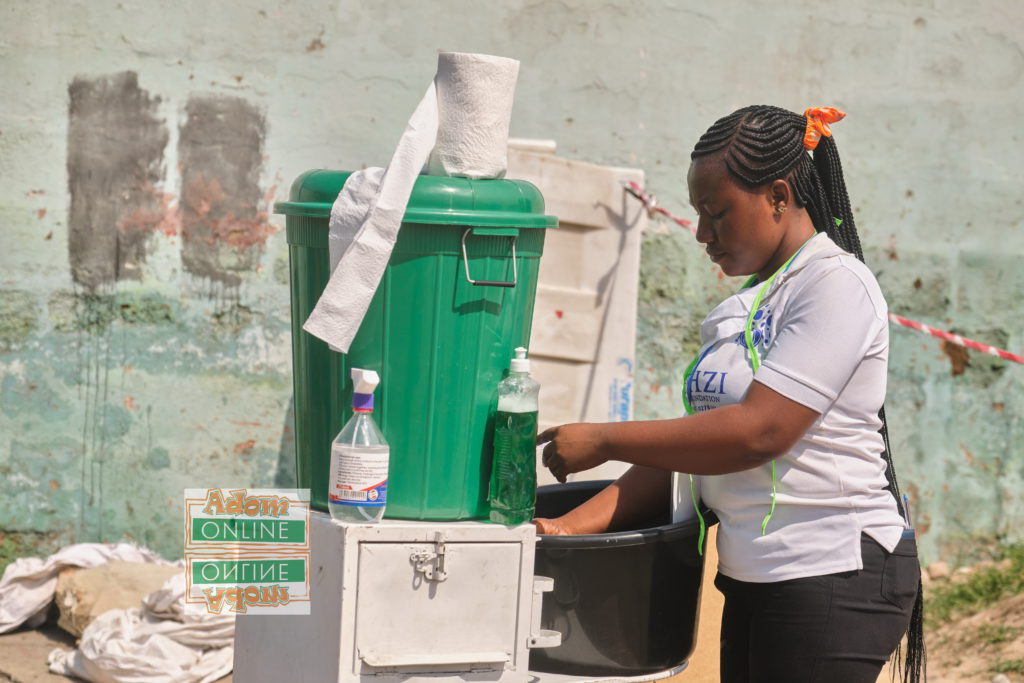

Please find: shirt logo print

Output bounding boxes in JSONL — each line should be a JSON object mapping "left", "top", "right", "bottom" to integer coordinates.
{"left": 687, "top": 368, "right": 729, "bottom": 411}
{"left": 734, "top": 305, "right": 774, "bottom": 350}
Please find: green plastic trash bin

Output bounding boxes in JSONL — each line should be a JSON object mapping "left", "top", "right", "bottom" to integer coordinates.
{"left": 276, "top": 170, "right": 557, "bottom": 519}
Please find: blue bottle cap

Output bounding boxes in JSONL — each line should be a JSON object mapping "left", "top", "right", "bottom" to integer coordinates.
{"left": 352, "top": 393, "right": 374, "bottom": 412}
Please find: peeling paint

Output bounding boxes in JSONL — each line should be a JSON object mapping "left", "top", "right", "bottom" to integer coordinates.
{"left": 1, "top": 367, "right": 71, "bottom": 421}
{"left": 0, "top": 291, "right": 38, "bottom": 351}
{"left": 306, "top": 27, "right": 326, "bottom": 52}
{"left": 118, "top": 184, "right": 180, "bottom": 237}
{"left": 938, "top": 329, "right": 1010, "bottom": 387}
{"left": 942, "top": 339, "right": 970, "bottom": 376}
{"left": 234, "top": 439, "right": 256, "bottom": 456}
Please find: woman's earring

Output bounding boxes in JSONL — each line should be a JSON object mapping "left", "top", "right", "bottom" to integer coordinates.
{"left": 775, "top": 205, "right": 787, "bottom": 214}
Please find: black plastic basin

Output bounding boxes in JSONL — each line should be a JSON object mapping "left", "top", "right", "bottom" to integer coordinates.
{"left": 528, "top": 480, "right": 712, "bottom": 677}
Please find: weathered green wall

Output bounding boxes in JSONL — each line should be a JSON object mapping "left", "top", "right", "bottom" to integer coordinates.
{"left": 1, "top": 0, "right": 1021, "bottom": 562}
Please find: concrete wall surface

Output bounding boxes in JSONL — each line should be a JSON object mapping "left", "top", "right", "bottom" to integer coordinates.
{"left": 1, "top": 0, "right": 1021, "bottom": 562}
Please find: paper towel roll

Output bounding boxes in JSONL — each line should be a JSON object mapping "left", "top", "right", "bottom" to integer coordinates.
{"left": 425, "top": 52, "right": 520, "bottom": 179}
{"left": 304, "top": 52, "right": 520, "bottom": 354}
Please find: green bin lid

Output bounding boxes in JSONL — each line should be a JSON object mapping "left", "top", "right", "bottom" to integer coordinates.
{"left": 274, "top": 169, "right": 557, "bottom": 229}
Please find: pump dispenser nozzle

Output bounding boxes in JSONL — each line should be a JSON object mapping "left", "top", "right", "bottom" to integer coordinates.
{"left": 510, "top": 347, "right": 530, "bottom": 374}
{"left": 352, "top": 368, "right": 380, "bottom": 394}
{"left": 351, "top": 368, "right": 380, "bottom": 412}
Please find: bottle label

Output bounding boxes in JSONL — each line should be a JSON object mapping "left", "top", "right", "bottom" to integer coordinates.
{"left": 329, "top": 446, "right": 389, "bottom": 507}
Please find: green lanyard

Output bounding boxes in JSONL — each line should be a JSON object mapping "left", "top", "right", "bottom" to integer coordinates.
{"left": 683, "top": 237, "right": 813, "bottom": 554}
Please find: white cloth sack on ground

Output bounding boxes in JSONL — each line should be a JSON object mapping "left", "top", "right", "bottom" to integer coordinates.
{"left": 303, "top": 51, "right": 519, "bottom": 353}
{"left": 48, "top": 572, "right": 235, "bottom": 683}
{"left": 0, "top": 542, "right": 173, "bottom": 634}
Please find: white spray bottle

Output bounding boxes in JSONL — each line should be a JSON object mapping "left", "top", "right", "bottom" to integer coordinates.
{"left": 329, "top": 368, "right": 389, "bottom": 523}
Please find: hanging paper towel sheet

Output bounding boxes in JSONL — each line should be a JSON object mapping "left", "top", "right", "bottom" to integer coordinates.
{"left": 303, "top": 52, "right": 520, "bottom": 353}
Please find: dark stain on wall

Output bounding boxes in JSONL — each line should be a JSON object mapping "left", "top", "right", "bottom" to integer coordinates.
{"left": 48, "top": 290, "right": 180, "bottom": 335}
{"left": 178, "top": 96, "right": 273, "bottom": 286}
{"left": 941, "top": 339, "right": 970, "bottom": 376}
{"left": 941, "top": 328, "right": 1010, "bottom": 387}
{"left": 67, "top": 72, "right": 169, "bottom": 289}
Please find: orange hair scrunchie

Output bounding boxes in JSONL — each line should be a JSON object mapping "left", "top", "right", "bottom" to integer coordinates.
{"left": 803, "top": 106, "right": 846, "bottom": 150}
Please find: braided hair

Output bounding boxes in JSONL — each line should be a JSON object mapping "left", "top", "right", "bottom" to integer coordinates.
{"left": 690, "top": 105, "right": 863, "bottom": 257}
{"left": 692, "top": 105, "right": 925, "bottom": 683}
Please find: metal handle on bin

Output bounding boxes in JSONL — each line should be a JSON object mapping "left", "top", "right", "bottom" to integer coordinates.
{"left": 461, "top": 229, "right": 517, "bottom": 288}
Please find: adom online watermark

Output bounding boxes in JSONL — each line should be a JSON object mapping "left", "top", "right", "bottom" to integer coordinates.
{"left": 184, "top": 488, "right": 311, "bottom": 616}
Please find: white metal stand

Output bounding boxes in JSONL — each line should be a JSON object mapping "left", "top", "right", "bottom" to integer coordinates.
{"left": 234, "top": 512, "right": 555, "bottom": 682}
{"left": 234, "top": 512, "right": 685, "bottom": 683}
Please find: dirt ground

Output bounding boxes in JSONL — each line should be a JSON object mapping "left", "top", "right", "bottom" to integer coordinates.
{"left": 922, "top": 593, "right": 1024, "bottom": 682}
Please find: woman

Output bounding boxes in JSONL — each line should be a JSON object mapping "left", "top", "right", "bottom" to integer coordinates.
{"left": 535, "top": 105, "right": 923, "bottom": 683}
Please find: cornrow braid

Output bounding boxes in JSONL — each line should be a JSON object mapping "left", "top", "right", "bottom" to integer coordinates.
{"left": 692, "top": 106, "right": 925, "bottom": 683}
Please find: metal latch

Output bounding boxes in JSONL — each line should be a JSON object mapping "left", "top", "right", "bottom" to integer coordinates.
{"left": 410, "top": 532, "right": 448, "bottom": 582}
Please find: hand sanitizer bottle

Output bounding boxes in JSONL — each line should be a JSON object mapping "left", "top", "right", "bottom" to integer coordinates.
{"left": 329, "top": 368, "right": 389, "bottom": 523}
{"left": 488, "top": 347, "right": 540, "bottom": 525}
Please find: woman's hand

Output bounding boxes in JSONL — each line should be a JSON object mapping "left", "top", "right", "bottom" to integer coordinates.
{"left": 537, "top": 423, "right": 610, "bottom": 483}
{"left": 533, "top": 517, "right": 574, "bottom": 535}
{"left": 532, "top": 466, "right": 671, "bottom": 536}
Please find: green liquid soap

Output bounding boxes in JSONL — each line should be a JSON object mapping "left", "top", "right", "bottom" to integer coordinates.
{"left": 489, "top": 408, "right": 539, "bottom": 525}
{"left": 489, "top": 348, "right": 540, "bottom": 525}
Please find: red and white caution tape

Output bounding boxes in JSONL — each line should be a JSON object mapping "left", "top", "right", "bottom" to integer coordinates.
{"left": 624, "top": 181, "right": 696, "bottom": 234}
{"left": 623, "top": 182, "right": 1024, "bottom": 366}
{"left": 887, "top": 314, "right": 1024, "bottom": 365}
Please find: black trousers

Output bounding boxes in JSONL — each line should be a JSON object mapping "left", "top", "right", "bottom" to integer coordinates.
{"left": 715, "top": 532, "right": 919, "bottom": 683}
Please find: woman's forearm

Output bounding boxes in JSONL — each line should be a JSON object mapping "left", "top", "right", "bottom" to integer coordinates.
{"left": 550, "top": 465, "right": 670, "bottom": 534}
{"left": 602, "top": 384, "right": 818, "bottom": 473}
{"left": 597, "top": 404, "right": 769, "bottom": 474}
{"left": 540, "top": 382, "right": 820, "bottom": 481}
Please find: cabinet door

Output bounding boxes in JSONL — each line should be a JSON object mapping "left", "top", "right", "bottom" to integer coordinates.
{"left": 354, "top": 541, "right": 522, "bottom": 672}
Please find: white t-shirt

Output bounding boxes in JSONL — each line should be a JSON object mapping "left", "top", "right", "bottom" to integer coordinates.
{"left": 677, "top": 232, "right": 906, "bottom": 583}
